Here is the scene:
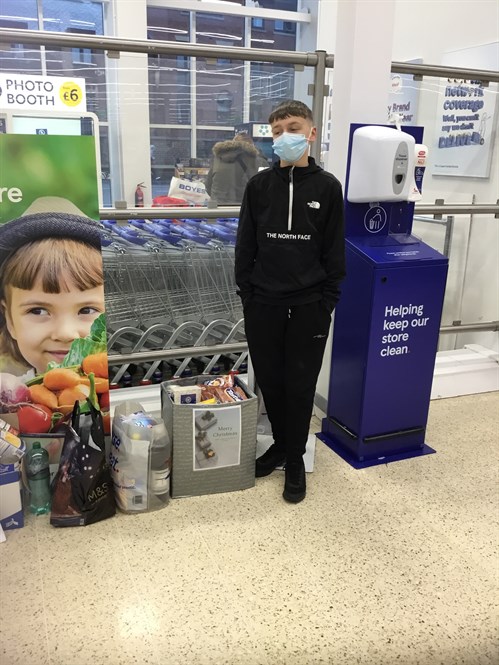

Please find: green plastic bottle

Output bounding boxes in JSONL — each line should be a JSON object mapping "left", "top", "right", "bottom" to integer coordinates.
{"left": 26, "top": 443, "right": 51, "bottom": 515}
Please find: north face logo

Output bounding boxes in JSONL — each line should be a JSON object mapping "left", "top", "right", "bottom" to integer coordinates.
{"left": 307, "top": 201, "right": 320, "bottom": 209}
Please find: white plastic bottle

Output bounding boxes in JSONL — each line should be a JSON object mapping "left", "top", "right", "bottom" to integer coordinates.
{"left": 111, "top": 401, "right": 171, "bottom": 512}
{"left": 149, "top": 420, "right": 171, "bottom": 505}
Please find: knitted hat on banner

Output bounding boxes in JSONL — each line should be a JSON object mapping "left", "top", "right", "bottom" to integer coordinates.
{"left": 0, "top": 197, "right": 101, "bottom": 271}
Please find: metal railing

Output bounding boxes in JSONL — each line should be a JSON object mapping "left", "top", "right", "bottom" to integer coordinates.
{"left": 100, "top": 202, "right": 499, "bottom": 221}
{"left": 2, "top": 28, "right": 499, "bottom": 84}
{"left": 106, "top": 319, "right": 499, "bottom": 367}
{"left": 1, "top": 26, "right": 498, "bottom": 369}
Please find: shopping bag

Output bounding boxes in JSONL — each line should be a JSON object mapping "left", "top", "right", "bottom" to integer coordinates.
{"left": 168, "top": 176, "right": 210, "bottom": 205}
{"left": 50, "top": 400, "right": 116, "bottom": 527}
{"left": 152, "top": 194, "right": 188, "bottom": 207}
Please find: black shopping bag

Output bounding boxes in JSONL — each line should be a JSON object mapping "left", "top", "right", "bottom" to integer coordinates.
{"left": 50, "top": 400, "right": 115, "bottom": 527}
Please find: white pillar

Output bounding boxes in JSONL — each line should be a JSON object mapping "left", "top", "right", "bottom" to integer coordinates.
{"left": 316, "top": 0, "right": 397, "bottom": 407}
{"left": 106, "top": 0, "right": 152, "bottom": 206}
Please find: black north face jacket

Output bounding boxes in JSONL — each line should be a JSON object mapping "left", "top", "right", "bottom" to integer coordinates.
{"left": 235, "top": 157, "right": 346, "bottom": 312}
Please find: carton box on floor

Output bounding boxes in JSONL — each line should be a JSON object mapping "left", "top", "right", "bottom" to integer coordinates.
{"left": 0, "top": 422, "right": 25, "bottom": 531}
{"left": 0, "top": 461, "right": 24, "bottom": 531}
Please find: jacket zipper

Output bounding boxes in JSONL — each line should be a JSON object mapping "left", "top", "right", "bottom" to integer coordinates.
{"left": 288, "top": 166, "right": 294, "bottom": 231}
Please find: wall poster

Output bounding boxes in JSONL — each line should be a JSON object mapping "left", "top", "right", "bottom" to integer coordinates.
{"left": 430, "top": 42, "right": 499, "bottom": 178}
{"left": 193, "top": 406, "right": 241, "bottom": 471}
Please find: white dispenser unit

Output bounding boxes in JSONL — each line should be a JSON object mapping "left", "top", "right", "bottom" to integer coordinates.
{"left": 347, "top": 126, "right": 416, "bottom": 203}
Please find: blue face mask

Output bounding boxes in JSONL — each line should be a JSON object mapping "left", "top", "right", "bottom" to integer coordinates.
{"left": 272, "top": 132, "right": 309, "bottom": 163}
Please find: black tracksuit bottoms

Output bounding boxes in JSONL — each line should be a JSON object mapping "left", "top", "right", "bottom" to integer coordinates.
{"left": 244, "top": 300, "right": 332, "bottom": 462}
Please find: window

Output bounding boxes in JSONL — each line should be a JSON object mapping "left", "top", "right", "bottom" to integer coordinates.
{"left": 257, "top": 0, "right": 297, "bottom": 9}
{"left": 0, "top": 1, "right": 41, "bottom": 74}
{"left": 274, "top": 20, "right": 296, "bottom": 35}
{"left": 0, "top": 1, "right": 110, "bottom": 201}
{"left": 150, "top": 127, "right": 191, "bottom": 199}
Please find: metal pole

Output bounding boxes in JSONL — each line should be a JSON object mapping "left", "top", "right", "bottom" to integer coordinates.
{"left": 107, "top": 342, "right": 248, "bottom": 365}
{"left": 0, "top": 28, "right": 317, "bottom": 66}
{"left": 2, "top": 28, "right": 498, "bottom": 83}
{"left": 99, "top": 203, "right": 499, "bottom": 220}
{"left": 100, "top": 206, "right": 241, "bottom": 220}
{"left": 311, "top": 50, "right": 327, "bottom": 163}
{"left": 442, "top": 215, "right": 454, "bottom": 259}
{"left": 190, "top": 12, "right": 197, "bottom": 160}
{"left": 389, "top": 60, "right": 499, "bottom": 84}
{"left": 35, "top": 0, "right": 47, "bottom": 75}
{"left": 440, "top": 321, "right": 499, "bottom": 334}
{"left": 106, "top": 319, "right": 499, "bottom": 364}
{"left": 324, "top": 53, "right": 499, "bottom": 84}
{"left": 415, "top": 203, "right": 499, "bottom": 216}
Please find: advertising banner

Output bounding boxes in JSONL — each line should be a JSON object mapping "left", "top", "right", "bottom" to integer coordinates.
{"left": 430, "top": 43, "right": 499, "bottom": 178}
{"left": 0, "top": 134, "right": 109, "bottom": 462}
{"left": 431, "top": 81, "right": 498, "bottom": 177}
{"left": 0, "top": 73, "right": 87, "bottom": 113}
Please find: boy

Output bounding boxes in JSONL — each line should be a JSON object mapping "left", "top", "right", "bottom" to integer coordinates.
{"left": 235, "top": 100, "right": 345, "bottom": 503}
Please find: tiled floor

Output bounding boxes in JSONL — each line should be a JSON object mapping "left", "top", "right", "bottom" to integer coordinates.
{"left": 1, "top": 392, "right": 498, "bottom": 665}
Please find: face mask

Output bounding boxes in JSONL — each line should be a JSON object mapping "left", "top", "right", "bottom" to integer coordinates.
{"left": 272, "top": 132, "right": 309, "bottom": 163}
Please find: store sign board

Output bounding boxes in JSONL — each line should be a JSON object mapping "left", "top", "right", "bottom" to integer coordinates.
{"left": 430, "top": 81, "right": 498, "bottom": 178}
{"left": 0, "top": 74, "right": 87, "bottom": 113}
{"left": 430, "top": 43, "right": 499, "bottom": 178}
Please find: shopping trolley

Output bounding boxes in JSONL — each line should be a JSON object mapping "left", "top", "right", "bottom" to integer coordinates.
{"left": 101, "top": 218, "right": 245, "bottom": 384}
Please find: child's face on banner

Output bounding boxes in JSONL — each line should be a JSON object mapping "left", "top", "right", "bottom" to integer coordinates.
{"left": 5, "top": 276, "right": 105, "bottom": 374}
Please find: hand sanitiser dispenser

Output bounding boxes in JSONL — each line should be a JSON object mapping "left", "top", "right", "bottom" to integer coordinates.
{"left": 347, "top": 126, "right": 415, "bottom": 203}
{"left": 319, "top": 123, "right": 449, "bottom": 470}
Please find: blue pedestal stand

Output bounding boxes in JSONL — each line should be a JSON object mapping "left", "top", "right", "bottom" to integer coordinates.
{"left": 320, "top": 124, "right": 448, "bottom": 469}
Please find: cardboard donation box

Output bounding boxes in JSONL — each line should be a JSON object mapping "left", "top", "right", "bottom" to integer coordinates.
{"left": 161, "top": 375, "right": 257, "bottom": 498}
{"left": 0, "top": 461, "right": 24, "bottom": 531}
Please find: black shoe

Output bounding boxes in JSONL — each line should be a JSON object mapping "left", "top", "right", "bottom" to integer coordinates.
{"left": 255, "top": 444, "right": 286, "bottom": 478}
{"left": 283, "top": 459, "right": 306, "bottom": 503}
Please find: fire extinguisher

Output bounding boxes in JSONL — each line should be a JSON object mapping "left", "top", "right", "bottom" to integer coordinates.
{"left": 135, "top": 182, "right": 145, "bottom": 207}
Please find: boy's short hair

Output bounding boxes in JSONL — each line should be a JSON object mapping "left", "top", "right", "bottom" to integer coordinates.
{"left": 268, "top": 100, "right": 314, "bottom": 125}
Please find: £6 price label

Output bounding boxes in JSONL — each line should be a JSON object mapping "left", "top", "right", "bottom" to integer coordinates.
{"left": 60, "top": 81, "right": 83, "bottom": 107}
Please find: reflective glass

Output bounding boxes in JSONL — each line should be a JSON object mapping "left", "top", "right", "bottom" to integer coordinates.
{"left": 256, "top": 0, "right": 298, "bottom": 10}
{"left": 99, "top": 124, "right": 112, "bottom": 207}
{"left": 195, "top": 13, "right": 245, "bottom": 127}
{"left": 150, "top": 127, "right": 191, "bottom": 200}
{"left": 42, "top": 0, "right": 107, "bottom": 121}
{"left": 149, "top": 54, "right": 191, "bottom": 125}
{"left": 197, "top": 129, "right": 234, "bottom": 160}
{"left": 249, "top": 61, "right": 295, "bottom": 121}
{"left": 0, "top": 0, "right": 41, "bottom": 74}
{"left": 413, "top": 212, "right": 498, "bottom": 352}
{"left": 148, "top": 61, "right": 315, "bottom": 203}
{"left": 250, "top": 16, "right": 297, "bottom": 50}
{"left": 148, "top": 8, "right": 191, "bottom": 125}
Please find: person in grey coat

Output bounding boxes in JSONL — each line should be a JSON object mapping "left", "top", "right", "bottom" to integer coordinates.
{"left": 205, "top": 133, "right": 268, "bottom": 205}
